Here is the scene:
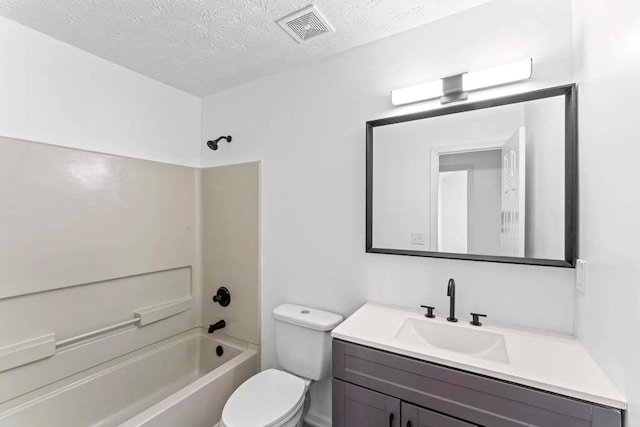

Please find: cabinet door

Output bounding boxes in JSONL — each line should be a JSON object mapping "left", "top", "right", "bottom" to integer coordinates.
{"left": 402, "top": 402, "right": 478, "bottom": 427}
{"left": 333, "top": 379, "right": 401, "bottom": 427}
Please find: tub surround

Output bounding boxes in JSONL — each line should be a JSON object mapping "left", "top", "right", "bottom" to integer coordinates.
{"left": 0, "top": 139, "right": 262, "bottom": 426}
{"left": 332, "top": 303, "right": 626, "bottom": 409}
{"left": 0, "top": 136, "right": 196, "bottom": 299}
{"left": 202, "top": 163, "right": 261, "bottom": 347}
{"left": 0, "top": 138, "right": 199, "bottom": 406}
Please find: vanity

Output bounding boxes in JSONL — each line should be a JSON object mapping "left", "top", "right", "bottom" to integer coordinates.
{"left": 331, "top": 304, "right": 626, "bottom": 427}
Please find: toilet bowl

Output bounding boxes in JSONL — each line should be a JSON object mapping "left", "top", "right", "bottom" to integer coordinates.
{"left": 220, "top": 369, "right": 310, "bottom": 427}
{"left": 219, "top": 304, "right": 343, "bottom": 427}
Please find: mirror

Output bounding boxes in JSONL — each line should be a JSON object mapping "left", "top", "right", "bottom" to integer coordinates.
{"left": 366, "top": 85, "right": 577, "bottom": 267}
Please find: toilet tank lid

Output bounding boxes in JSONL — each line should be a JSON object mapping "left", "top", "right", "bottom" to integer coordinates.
{"left": 273, "top": 304, "right": 343, "bottom": 331}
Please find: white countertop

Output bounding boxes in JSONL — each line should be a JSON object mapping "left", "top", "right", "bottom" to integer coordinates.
{"left": 331, "top": 303, "right": 627, "bottom": 409}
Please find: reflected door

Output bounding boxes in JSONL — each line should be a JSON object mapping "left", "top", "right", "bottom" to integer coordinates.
{"left": 437, "top": 169, "right": 469, "bottom": 253}
{"left": 501, "top": 127, "right": 526, "bottom": 256}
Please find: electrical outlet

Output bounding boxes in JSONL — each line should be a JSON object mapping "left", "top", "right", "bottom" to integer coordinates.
{"left": 411, "top": 232, "right": 425, "bottom": 246}
{"left": 576, "top": 259, "right": 587, "bottom": 294}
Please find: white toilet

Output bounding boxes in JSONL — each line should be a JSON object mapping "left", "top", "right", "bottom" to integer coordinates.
{"left": 220, "top": 303, "right": 343, "bottom": 427}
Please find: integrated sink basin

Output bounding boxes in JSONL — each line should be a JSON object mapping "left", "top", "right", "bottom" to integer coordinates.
{"left": 331, "top": 303, "right": 627, "bottom": 409}
{"left": 394, "top": 318, "right": 509, "bottom": 363}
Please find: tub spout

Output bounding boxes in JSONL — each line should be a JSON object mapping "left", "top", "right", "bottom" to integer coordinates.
{"left": 208, "top": 320, "right": 226, "bottom": 334}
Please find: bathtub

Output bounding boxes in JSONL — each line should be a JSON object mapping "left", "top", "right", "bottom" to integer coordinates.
{"left": 0, "top": 329, "right": 258, "bottom": 427}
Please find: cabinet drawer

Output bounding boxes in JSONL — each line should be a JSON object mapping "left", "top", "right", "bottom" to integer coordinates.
{"left": 333, "top": 340, "right": 622, "bottom": 427}
{"left": 402, "top": 402, "right": 478, "bottom": 427}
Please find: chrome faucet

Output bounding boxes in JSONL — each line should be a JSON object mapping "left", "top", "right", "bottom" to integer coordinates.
{"left": 446, "top": 279, "right": 458, "bottom": 322}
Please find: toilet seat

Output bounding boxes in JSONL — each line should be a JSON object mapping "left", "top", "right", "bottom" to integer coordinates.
{"left": 221, "top": 369, "right": 307, "bottom": 427}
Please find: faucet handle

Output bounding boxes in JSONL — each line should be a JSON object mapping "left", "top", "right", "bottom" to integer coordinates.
{"left": 420, "top": 305, "right": 436, "bottom": 319}
{"left": 212, "top": 287, "right": 231, "bottom": 307}
{"left": 470, "top": 313, "right": 487, "bottom": 326}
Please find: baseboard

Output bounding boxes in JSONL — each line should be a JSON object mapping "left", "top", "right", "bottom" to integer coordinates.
{"left": 304, "top": 411, "right": 332, "bottom": 427}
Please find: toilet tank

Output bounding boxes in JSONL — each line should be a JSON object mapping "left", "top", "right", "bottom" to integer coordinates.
{"left": 273, "top": 304, "right": 343, "bottom": 381}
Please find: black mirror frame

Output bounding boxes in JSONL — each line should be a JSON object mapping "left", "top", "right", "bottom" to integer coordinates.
{"left": 366, "top": 84, "right": 578, "bottom": 268}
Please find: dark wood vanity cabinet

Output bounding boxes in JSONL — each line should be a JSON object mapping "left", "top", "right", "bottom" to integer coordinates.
{"left": 332, "top": 340, "right": 623, "bottom": 427}
{"left": 333, "top": 381, "right": 474, "bottom": 427}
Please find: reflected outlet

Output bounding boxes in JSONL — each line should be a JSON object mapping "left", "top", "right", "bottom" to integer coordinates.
{"left": 411, "top": 232, "right": 426, "bottom": 245}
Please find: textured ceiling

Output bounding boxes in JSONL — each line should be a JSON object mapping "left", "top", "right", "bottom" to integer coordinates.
{"left": 0, "top": 0, "right": 495, "bottom": 96}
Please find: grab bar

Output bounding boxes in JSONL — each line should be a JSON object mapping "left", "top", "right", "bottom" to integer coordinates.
{"left": 0, "top": 296, "right": 193, "bottom": 372}
{"left": 55, "top": 318, "right": 140, "bottom": 348}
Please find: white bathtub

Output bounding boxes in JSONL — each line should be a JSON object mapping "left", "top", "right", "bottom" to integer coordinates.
{"left": 0, "top": 329, "right": 258, "bottom": 427}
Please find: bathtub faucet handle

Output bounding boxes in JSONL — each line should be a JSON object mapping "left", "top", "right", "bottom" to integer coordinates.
{"left": 208, "top": 320, "right": 226, "bottom": 334}
{"left": 212, "top": 287, "right": 231, "bottom": 307}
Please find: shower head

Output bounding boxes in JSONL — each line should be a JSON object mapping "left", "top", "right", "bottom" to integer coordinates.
{"left": 206, "top": 135, "right": 232, "bottom": 151}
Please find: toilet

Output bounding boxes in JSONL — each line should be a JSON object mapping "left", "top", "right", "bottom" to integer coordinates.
{"left": 220, "top": 303, "right": 343, "bottom": 427}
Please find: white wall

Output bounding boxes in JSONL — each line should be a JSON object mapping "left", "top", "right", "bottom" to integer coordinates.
{"left": 201, "top": 0, "right": 576, "bottom": 422}
{"left": 524, "top": 97, "right": 566, "bottom": 260}
{"left": 0, "top": 16, "right": 201, "bottom": 167}
{"left": 572, "top": 0, "right": 640, "bottom": 424}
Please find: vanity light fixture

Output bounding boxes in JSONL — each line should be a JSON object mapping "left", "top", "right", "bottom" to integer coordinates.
{"left": 390, "top": 58, "right": 533, "bottom": 106}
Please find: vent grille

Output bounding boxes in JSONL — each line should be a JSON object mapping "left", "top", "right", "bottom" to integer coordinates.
{"left": 287, "top": 12, "right": 328, "bottom": 41}
{"left": 277, "top": 5, "right": 334, "bottom": 43}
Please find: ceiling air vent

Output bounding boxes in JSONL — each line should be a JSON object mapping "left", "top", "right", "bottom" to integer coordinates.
{"left": 277, "top": 5, "right": 334, "bottom": 43}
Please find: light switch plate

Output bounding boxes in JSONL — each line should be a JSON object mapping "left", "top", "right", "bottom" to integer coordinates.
{"left": 575, "top": 259, "right": 587, "bottom": 294}
{"left": 411, "top": 232, "right": 425, "bottom": 246}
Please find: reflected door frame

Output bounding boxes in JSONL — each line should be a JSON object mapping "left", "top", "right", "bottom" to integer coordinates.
{"left": 429, "top": 141, "right": 504, "bottom": 251}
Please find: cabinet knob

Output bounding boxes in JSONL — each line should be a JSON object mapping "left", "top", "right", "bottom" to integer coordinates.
{"left": 389, "top": 412, "right": 394, "bottom": 427}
